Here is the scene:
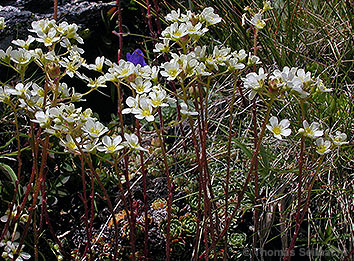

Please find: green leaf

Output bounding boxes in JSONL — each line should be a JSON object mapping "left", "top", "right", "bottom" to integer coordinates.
{"left": 0, "top": 162, "right": 17, "bottom": 184}
{"left": 0, "top": 137, "right": 15, "bottom": 150}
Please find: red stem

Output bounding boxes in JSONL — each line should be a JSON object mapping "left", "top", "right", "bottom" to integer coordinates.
{"left": 136, "top": 119, "right": 149, "bottom": 259}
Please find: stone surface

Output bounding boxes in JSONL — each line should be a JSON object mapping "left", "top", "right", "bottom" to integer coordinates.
{"left": 0, "top": 0, "right": 115, "bottom": 49}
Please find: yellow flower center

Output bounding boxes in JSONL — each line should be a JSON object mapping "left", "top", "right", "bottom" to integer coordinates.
{"left": 142, "top": 109, "right": 151, "bottom": 117}
{"left": 317, "top": 145, "right": 327, "bottom": 154}
{"left": 90, "top": 127, "right": 100, "bottom": 135}
{"left": 107, "top": 145, "right": 116, "bottom": 151}
{"left": 304, "top": 128, "right": 314, "bottom": 136}
{"left": 272, "top": 126, "right": 281, "bottom": 135}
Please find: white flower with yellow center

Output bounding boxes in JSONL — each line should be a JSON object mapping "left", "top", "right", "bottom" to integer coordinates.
{"left": 124, "top": 133, "right": 148, "bottom": 152}
{"left": 135, "top": 97, "right": 154, "bottom": 122}
{"left": 59, "top": 134, "right": 81, "bottom": 154}
{"left": 149, "top": 89, "right": 168, "bottom": 108}
{"left": 98, "top": 136, "right": 124, "bottom": 153}
{"left": 200, "top": 7, "right": 222, "bottom": 26}
{"left": 86, "top": 56, "right": 105, "bottom": 72}
{"left": 160, "top": 61, "right": 182, "bottom": 81}
{"left": 12, "top": 36, "right": 35, "bottom": 50}
{"left": 36, "top": 28, "right": 61, "bottom": 47}
{"left": 82, "top": 119, "right": 108, "bottom": 138}
{"left": 130, "top": 77, "right": 152, "bottom": 94}
{"left": 315, "top": 138, "right": 331, "bottom": 155}
{"left": 329, "top": 131, "right": 348, "bottom": 146}
{"left": 153, "top": 39, "right": 170, "bottom": 53}
{"left": 266, "top": 116, "right": 291, "bottom": 140}
{"left": 242, "top": 68, "right": 268, "bottom": 100}
{"left": 10, "top": 49, "right": 32, "bottom": 65}
{"left": 298, "top": 120, "right": 323, "bottom": 139}
{"left": 250, "top": 13, "right": 266, "bottom": 29}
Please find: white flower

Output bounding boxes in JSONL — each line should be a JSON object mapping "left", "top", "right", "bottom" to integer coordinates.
{"left": 200, "top": 7, "right": 222, "bottom": 26}
{"left": 266, "top": 116, "right": 291, "bottom": 139}
{"left": 82, "top": 119, "right": 108, "bottom": 138}
{"left": 65, "top": 23, "right": 84, "bottom": 44}
{"left": 36, "top": 28, "right": 61, "bottom": 47}
{"left": 227, "top": 57, "right": 245, "bottom": 71}
{"left": 186, "top": 21, "right": 208, "bottom": 37}
{"left": 12, "top": 36, "right": 35, "bottom": 50}
{"left": 0, "top": 17, "right": 6, "bottom": 30}
{"left": 29, "top": 19, "right": 56, "bottom": 35}
{"left": 298, "top": 120, "right": 323, "bottom": 138}
{"left": 270, "top": 66, "right": 297, "bottom": 89}
{"left": 0, "top": 46, "right": 13, "bottom": 62}
{"left": 122, "top": 95, "right": 140, "bottom": 114}
{"left": 165, "top": 9, "right": 190, "bottom": 23}
{"left": 124, "top": 133, "right": 148, "bottom": 152}
{"left": 32, "top": 110, "right": 52, "bottom": 128}
{"left": 153, "top": 39, "right": 170, "bottom": 53}
{"left": 0, "top": 86, "right": 11, "bottom": 102}
{"left": 242, "top": 68, "right": 268, "bottom": 99}
{"left": 113, "top": 60, "right": 136, "bottom": 79}
{"left": 86, "top": 75, "right": 107, "bottom": 88}
{"left": 85, "top": 56, "right": 105, "bottom": 72}
{"left": 195, "top": 62, "right": 212, "bottom": 76}
{"left": 329, "top": 131, "right": 348, "bottom": 146}
{"left": 59, "top": 135, "right": 81, "bottom": 154}
{"left": 4, "top": 241, "right": 31, "bottom": 261}
{"left": 55, "top": 21, "right": 69, "bottom": 34}
{"left": 10, "top": 49, "right": 32, "bottom": 65}
{"left": 82, "top": 138, "right": 100, "bottom": 153}
{"left": 160, "top": 61, "right": 182, "bottom": 81}
{"left": 135, "top": 97, "right": 154, "bottom": 122}
{"left": 250, "top": 13, "right": 266, "bottom": 29}
{"left": 7, "top": 82, "right": 32, "bottom": 97}
{"left": 162, "top": 22, "right": 188, "bottom": 40}
{"left": 180, "top": 102, "right": 198, "bottom": 117}
{"left": 194, "top": 46, "right": 207, "bottom": 61}
{"left": 59, "top": 55, "right": 84, "bottom": 78}
{"left": 315, "top": 138, "right": 331, "bottom": 155}
{"left": 97, "top": 136, "right": 124, "bottom": 153}
{"left": 247, "top": 53, "right": 261, "bottom": 66}
{"left": 0, "top": 231, "right": 20, "bottom": 247}
{"left": 149, "top": 89, "right": 168, "bottom": 108}
{"left": 213, "top": 46, "right": 231, "bottom": 65}
{"left": 60, "top": 38, "right": 84, "bottom": 54}
{"left": 296, "top": 69, "right": 312, "bottom": 84}
{"left": 316, "top": 78, "right": 332, "bottom": 93}
{"left": 130, "top": 77, "right": 152, "bottom": 94}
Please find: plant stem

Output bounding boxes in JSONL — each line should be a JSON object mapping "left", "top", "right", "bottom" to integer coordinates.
{"left": 116, "top": 82, "right": 136, "bottom": 259}
{"left": 116, "top": 0, "right": 123, "bottom": 61}
{"left": 208, "top": 99, "right": 275, "bottom": 251}
{"left": 284, "top": 100, "right": 305, "bottom": 260}
{"left": 152, "top": 121, "right": 172, "bottom": 260}
{"left": 136, "top": 119, "right": 149, "bottom": 259}
{"left": 54, "top": 0, "right": 58, "bottom": 20}
{"left": 284, "top": 156, "right": 325, "bottom": 261}
{"left": 79, "top": 155, "right": 92, "bottom": 257}
{"left": 223, "top": 74, "right": 239, "bottom": 260}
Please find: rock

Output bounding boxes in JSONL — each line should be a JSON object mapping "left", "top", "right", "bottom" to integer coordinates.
{"left": 0, "top": 0, "right": 115, "bottom": 49}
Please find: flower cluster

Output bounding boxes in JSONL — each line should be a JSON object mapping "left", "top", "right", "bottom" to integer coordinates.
{"left": 267, "top": 116, "right": 348, "bottom": 155}
{"left": 1, "top": 208, "right": 30, "bottom": 261}
{"left": 242, "top": 1, "right": 272, "bottom": 30}
{"left": 0, "top": 18, "right": 151, "bottom": 155}
{"left": 242, "top": 66, "right": 332, "bottom": 100}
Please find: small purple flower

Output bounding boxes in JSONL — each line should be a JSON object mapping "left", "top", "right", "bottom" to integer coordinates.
{"left": 126, "top": 49, "right": 147, "bottom": 66}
